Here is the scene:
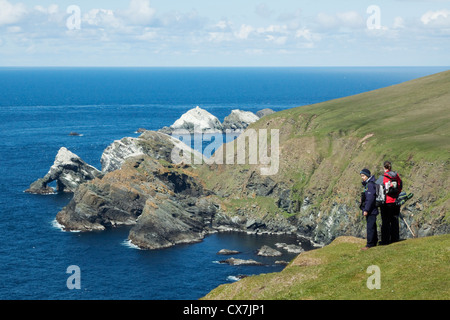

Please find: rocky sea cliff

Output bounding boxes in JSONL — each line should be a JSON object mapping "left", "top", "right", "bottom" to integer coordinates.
{"left": 27, "top": 108, "right": 301, "bottom": 249}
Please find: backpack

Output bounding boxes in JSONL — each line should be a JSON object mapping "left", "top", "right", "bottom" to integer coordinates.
{"left": 374, "top": 176, "right": 386, "bottom": 207}
{"left": 360, "top": 178, "right": 382, "bottom": 209}
{"left": 384, "top": 171, "right": 402, "bottom": 196}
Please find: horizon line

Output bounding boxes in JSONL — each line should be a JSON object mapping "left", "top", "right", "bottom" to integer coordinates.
{"left": 0, "top": 65, "right": 449, "bottom": 69}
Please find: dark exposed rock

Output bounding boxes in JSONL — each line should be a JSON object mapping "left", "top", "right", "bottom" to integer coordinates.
{"left": 54, "top": 131, "right": 223, "bottom": 249}
{"left": 128, "top": 197, "right": 210, "bottom": 250}
{"left": 245, "top": 171, "right": 277, "bottom": 196}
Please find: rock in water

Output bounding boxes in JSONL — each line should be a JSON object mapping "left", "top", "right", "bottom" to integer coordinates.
{"left": 275, "top": 243, "right": 303, "bottom": 253}
{"left": 219, "top": 258, "right": 264, "bottom": 266}
{"left": 25, "top": 147, "right": 102, "bottom": 194}
{"left": 257, "top": 245, "right": 282, "bottom": 257}
{"left": 222, "top": 109, "right": 260, "bottom": 130}
{"left": 217, "top": 249, "right": 241, "bottom": 255}
{"left": 168, "top": 106, "right": 223, "bottom": 133}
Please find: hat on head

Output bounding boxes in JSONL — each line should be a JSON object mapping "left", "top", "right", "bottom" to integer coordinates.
{"left": 360, "top": 168, "right": 371, "bottom": 177}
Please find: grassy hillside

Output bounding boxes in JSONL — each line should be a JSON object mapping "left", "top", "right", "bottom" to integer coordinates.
{"left": 194, "top": 70, "right": 450, "bottom": 243}
{"left": 275, "top": 69, "right": 450, "bottom": 162}
{"left": 203, "top": 234, "right": 450, "bottom": 300}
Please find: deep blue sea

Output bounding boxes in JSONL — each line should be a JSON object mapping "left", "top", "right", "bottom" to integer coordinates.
{"left": 0, "top": 67, "right": 447, "bottom": 300}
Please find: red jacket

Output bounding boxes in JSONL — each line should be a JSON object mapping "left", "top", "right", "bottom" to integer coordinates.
{"left": 383, "top": 170, "right": 402, "bottom": 204}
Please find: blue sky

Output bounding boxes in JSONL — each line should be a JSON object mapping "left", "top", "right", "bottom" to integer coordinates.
{"left": 0, "top": 0, "right": 449, "bottom": 66}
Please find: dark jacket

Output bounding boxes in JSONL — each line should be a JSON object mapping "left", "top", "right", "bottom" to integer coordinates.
{"left": 361, "top": 175, "right": 379, "bottom": 216}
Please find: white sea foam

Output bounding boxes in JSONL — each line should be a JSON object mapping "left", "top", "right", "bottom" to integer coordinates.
{"left": 51, "top": 219, "right": 65, "bottom": 231}
{"left": 122, "top": 239, "right": 142, "bottom": 250}
{"left": 226, "top": 276, "right": 241, "bottom": 282}
{"left": 51, "top": 219, "right": 81, "bottom": 232}
{"left": 24, "top": 188, "right": 57, "bottom": 195}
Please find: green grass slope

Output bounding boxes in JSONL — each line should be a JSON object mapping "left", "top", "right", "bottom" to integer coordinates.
{"left": 203, "top": 234, "right": 450, "bottom": 300}
{"left": 275, "top": 69, "right": 450, "bottom": 162}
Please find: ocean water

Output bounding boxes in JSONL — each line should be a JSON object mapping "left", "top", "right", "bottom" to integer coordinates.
{"left": 0, "top": 67, "right": 447, "bottom": 300}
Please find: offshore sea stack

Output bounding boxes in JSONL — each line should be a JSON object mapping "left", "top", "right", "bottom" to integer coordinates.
{"left": 159, "top": 106, "right": 223, "bottom": 134}
{"left": 25, "top": 147, "right": 102, "bottom": 194}
{"left": 159, "top": 106, "right": 266, "bottom": 134}
{"left": 222, "top": 109, "right": 260, "bottom": 131}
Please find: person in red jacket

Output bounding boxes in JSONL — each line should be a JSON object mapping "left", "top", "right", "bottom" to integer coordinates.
{"left": 380, "top": 161, "right": 402, "bottom": 244}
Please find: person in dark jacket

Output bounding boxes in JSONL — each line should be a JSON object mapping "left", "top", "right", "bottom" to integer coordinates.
{"left": 360, "top": 168, "right": 379, "bottom": 250}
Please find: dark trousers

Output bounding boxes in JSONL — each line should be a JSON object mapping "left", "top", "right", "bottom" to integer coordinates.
{"left": 380, "top": 203, "right": 400, "bottom": 244}
{"left": 366, "top": 214, "right": 378, "bottom": 248}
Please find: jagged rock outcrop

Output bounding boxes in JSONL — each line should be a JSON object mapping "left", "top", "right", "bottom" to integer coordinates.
{"left": 101, "top": 130, "right": 203, "bottom": 172}
{"left": 56, "top": 154, "right": 214, "bottom": 235}
{"left": 25, "top": 147, "right": 102, "bottom": 194}
{"left": 52, "top": 129, "right": 295, "bottom": 248}
{"left": 56, "top": 131, "right": 208, "bottom": 234}
{"left": 222, "top": 109, "right": 260, "bottom": 131}
{"left": 159, "top": 106, "right": 263, "bottom": 134}
{"left": 128, "top": 195, "right": 218, "bottom": 250}
{"left": 54, "top": 130, "right": 228, "bottom": 249}
{"left": 101, "top": 137, "right": 145, "bottom": 173}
